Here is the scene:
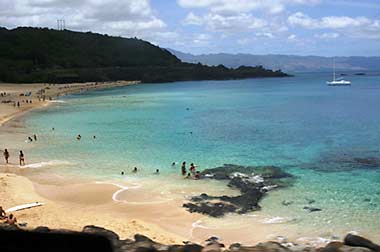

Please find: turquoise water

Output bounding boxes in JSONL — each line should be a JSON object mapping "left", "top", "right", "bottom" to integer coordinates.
{"left": 24, "top": 72, "right": 380, "bottom": 237}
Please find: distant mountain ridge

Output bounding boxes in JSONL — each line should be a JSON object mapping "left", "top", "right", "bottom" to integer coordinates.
{"left": 168, "top": 49, "right": 380, "bottom": 73}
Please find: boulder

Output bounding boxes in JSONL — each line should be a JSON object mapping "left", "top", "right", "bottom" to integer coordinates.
{"left": 344, "top": 234, "right": 380, "bottom": 252}
{"left": 82, "top": 225, "right": 120, "bottom": 247}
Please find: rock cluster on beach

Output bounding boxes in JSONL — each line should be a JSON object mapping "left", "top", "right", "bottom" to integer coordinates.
{"left": 183, "top": 164, "right": 295, "bottom": 217}
{"left": 1, "top": 224, "right": 380, "bottom": 252}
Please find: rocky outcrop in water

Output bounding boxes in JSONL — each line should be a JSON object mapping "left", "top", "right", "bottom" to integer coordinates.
{"left": 183, "top": 164, "right": 294, "bottom": 217}
{"left": 1, "top": 224, "right": 380, "bottom": 252}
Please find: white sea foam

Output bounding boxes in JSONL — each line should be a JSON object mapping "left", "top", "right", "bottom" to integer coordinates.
{"left": 48, "top": 100, "right": 66, "bottom": 103}
{"left": 95, "top": 181, "right": 171, "bottom": 204}
{"left": 21, "top": 160, "right": 73, "bottom": 169}
{"left": 296, "top": 237, "right": 332, "bottom": 247}
{"left": 262, "top": 216, "right": 289, "bottom": 224}
{"left": 248, "top": 175, "right": 264, "bottom": 183}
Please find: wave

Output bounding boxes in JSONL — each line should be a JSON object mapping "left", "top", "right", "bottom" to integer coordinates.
{"left": 48, "top": 100, "right": 66, "bottom": 103}
{"left": 21, "top": 160, "right": 73, "bottom": 169}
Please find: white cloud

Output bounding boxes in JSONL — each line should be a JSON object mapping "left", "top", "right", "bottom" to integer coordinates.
{"left": 288, "top": 12, "right": 380, "bottom": 39}
{"left": 288, "top": 34, "right": 297, "bottom": 40}
{"left": 314, "top": 32, "right": 340, "bottom": 39}
{"left": 0, "top": 0, "right": 166, "bottom": 38}
{"left": 178, "top": 0, "right": 319, "bottom": 15}
{"left": 183, "top": 12, "right": 272, "bottom": 34}
{"left": 183, "top": 12, "right": 203, "bottom": 25}
{"left": 288, "top": 12, "right": 371, "bottom": 29}
{"left": 256, "top": 32, "right": 274, "bottom": 38}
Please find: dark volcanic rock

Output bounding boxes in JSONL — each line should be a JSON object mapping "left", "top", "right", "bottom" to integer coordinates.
{"left": 321, "top": 241, "right": 372, "bottom": 252}
{"left": 183, "top": 164, "right": 294, "bottom": 217}
{"left": 344, "top": 234, "right": 380, "bottom": 252}
{"left": 168, "top": 244, "right": 203, "bottom": 252}
{"left": 228, "top": 242, "right": 291, "bottom": 252}
{"left": 83, "top": 225, "right": 120, "bottom": 246}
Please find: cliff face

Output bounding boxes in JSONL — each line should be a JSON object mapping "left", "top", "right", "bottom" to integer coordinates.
{"left": 1, "top": 224, "right": 380, "bottom": 252}
{"left": 0, "top": 27, "right": 289, "bottom": 83}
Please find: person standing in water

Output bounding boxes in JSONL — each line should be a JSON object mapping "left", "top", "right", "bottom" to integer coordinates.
{"left": 181, "top": 162, "right": 187, "bottom": 176}
{"left": 33, "top": 134, "right": 37, "bottom": 141}
{"left": 3, "top": 149, "right": 9, "bottom": 164}
{"left": 19, "top": 151, "right": 25, "bottom": 166}
{"left": 190, "top": 163, "right": 196, "bottom": 174}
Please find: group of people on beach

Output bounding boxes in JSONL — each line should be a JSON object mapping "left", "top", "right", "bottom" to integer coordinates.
{"left": 3, "top": 149, "right": 25, "bottom": 166}
{"left": 178, "top": 161, "right": 200, "bottom": 179}
{"left": 0, "top": 206, "right": 17, "bottom": 225}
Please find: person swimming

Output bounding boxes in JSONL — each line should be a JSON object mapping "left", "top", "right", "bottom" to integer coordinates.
{"left": 185, "top": 172, "right": 191, "bottom": 179}
{"left": 171, "top": 162, "right": 176, "bottom": 166}
{"left": 28, "top": 136, "right": 33, "bottom": 142}
{"left": 155, "top": 169, "right": 160, "bottom": 174}
{"left": 76, "top": 134, "right": 81, "bottom": 140}
{"left": 121, "top": 171, "right": 125, "bottom": 175}
{"left": 194, "top": 171, "right": 200, "bottom": 180}
{"left": 181, "top": 161, "right": 186, "bottom": 176}
{"left": 133, "top": 167, "right": 137, "bottom": 173}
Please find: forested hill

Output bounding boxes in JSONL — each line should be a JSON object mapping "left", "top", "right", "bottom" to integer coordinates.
{"left": 0, "top": 27, "right": 289, "bottom": 83}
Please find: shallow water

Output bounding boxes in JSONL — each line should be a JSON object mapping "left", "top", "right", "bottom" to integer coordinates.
{"left": 22, "top": 72, "right": 380, "bottom": 240}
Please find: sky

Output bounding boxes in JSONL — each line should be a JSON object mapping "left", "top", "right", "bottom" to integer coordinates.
{"left": 1, "top": 0, "right": 380, "bottom": 56}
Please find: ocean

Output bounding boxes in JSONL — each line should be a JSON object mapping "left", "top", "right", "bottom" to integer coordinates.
{"left": 22, "top": 72, "right": 380, "bottom": 242}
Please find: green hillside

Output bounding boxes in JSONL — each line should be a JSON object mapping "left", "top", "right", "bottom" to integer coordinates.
{"left": 0, "top": 27, "right": 289, "bottom": 83}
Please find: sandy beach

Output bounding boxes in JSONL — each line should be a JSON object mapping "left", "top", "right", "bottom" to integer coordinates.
{"left": 0, "top": 81, "right": 139, "bottom": 126}
{"left": 0, "top": 81, "right": 186, "bottom": 244}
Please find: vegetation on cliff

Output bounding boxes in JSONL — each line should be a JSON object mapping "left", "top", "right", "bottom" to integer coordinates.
{"left": 0, "top": 27, "right": 289, "bottom": 83}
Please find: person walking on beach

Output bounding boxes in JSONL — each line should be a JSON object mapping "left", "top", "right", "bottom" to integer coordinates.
{"left": 3, "top": 149, "right": 9, "bottom": 164}
{"left": 19, "top": 150, "right": 25, "bottom": 166}
{"left": 181, "top": 161, "right": 187, "bottom": 176}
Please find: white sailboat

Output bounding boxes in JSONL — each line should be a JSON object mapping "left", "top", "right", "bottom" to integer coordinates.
{"left": 326, "top": 58, "right": 351, "bottom": 86}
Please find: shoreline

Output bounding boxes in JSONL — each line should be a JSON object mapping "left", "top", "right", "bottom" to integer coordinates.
{"left": 0, "top": 80, "right": 188, "bottom": 244}
{"left": 0, "top": 81, "right": 139, "bottom": 126}
{"left": 0, "top": 80, "right": 379, "bottom": 247}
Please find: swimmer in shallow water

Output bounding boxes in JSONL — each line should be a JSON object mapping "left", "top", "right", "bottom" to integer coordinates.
{"left": 19, "top": 150, "right": 25, "bottom": 166}
{"left": 190, "top": 163, "right": 196, "bottom": 174}
{"left": 181, "top": 161, "right": 186, "bottom": 176}
{"left": 133, "top": 167, "right": 137, "bottom": 173}
{"left": 121, "top": 171, "right": 125, "bottom": 175}
{"left": 194, "top": 171, "right": 200, "bottom": 180}
{"left": 155, "top": 169, "right": 159, "bottom": 174}
{"left": 171, "top": 162, "right": 176, "bottom": 166}
{"left": 76, "top": 134, "right": 81, "bottom": 140}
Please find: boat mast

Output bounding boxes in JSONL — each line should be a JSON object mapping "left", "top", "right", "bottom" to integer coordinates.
{"left": 333, "top": 57, "right": 336, "bottom": 81}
